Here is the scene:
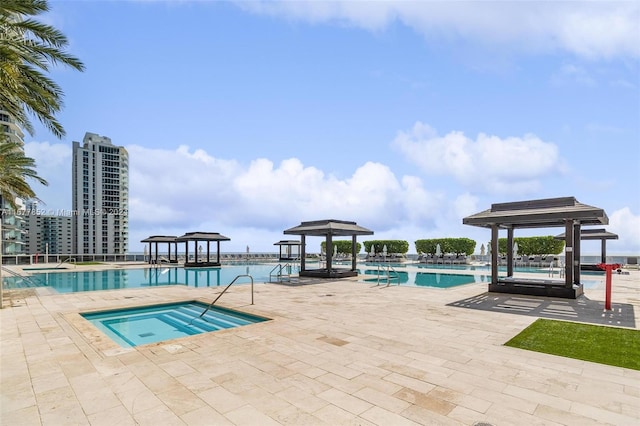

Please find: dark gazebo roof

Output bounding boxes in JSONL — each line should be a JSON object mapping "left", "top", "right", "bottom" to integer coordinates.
{"left": 554, "top": 228, "right": 618, "bottom": 240}
{"left": 463, "top": 196, "right": 608, "bottom": 229}
{"left": 284, "top": 219, "right": 374, "bottom": 236}
{"left": 175, "top": 232, "right": 230, "bottom": 242}
{"left": 141, "top": 235, "right": 177, "bottom": 243}
{"left": 274, "top": 240, "right": 301, "bottom": 246}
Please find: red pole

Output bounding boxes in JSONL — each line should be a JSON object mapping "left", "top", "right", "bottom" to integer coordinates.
{"left": 605, "top": 267, "right": 612, "bottom": 311}
{"left": 598, "top": 263, "right": 619, "bottom": 311}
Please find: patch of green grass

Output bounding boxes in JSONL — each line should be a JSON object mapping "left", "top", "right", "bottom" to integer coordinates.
{"left": 505, "top": 319, "right": 640, "bottom": 370}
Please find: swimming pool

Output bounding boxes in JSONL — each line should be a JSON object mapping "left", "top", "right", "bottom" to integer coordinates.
{"left": 3, "top": 263, "right": 294, "bottom": 293}
{"left": 82, "top": 301, "right": 269, "bottom": 347}
{"left": 361, "top": 269, "right": 489, "bottom": 288}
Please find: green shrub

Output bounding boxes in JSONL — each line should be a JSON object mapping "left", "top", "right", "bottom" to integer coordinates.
{"left": 415, "top": 238, "right": 476, "bottom": 256}
{"left": 363, "top": 240, "right": 409, "bottom": 255}
{"left": 320, "top": 240, "right": 362, "bottom": 254}
{"left": 496, "top": 236, "right": 564, "bottom": 256}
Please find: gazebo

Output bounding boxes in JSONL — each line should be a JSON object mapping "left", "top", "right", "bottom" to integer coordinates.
{"left": 175, "top": 232, "right": 230, "bottom": 268}
{"left": 140, "top": 235, "right": 178, "bottom": 264}
{"left": 284, "top": 219, "right": 373, "bottom": 278}
{"left": 555, "top": 228, "right": 618, "bottom": 270}
{"left": 274, "top": 240, "right": 301, "bottom": 261}
{"left": 463, "top": 197, "right": 608, "bottom": 298}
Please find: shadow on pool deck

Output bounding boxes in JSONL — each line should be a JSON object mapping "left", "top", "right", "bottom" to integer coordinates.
{"left": 448, "top": 292, "right": 636, "bottom": 328}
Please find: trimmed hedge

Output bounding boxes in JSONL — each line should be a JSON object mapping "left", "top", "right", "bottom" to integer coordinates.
{"left": 415, "top": 238, "right": 476, "bottom": 256}
{"left": 495, "top": 236, "right": 564, "bottom": 256}
{"left": 320, "top": 240, "right": 362, "bottom": 255}
{"left": 362, "top": 240, "right": 409, "bottom": 255}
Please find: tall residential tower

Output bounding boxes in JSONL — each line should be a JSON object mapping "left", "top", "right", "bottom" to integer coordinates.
{"left": 72, "top": 132, "right": 129, "bottom": 254}
{"left": 0, "top": 110, "right": 27, "bottom": 255}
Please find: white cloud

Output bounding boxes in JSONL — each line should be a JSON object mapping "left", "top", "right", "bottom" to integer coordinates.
{"left": 23, "top": 141, "right": 72, "bottom": 208}
{"left": 393, "top": 121, "right": 564, "bottom": 195}
{"left": 237, "top": 1, "right": 640, "bottom": 59}
{"left": 608, "top": 207, "right": 640, "bottom": 255}
{"left": 25, "top": 141, "right": 635, "bottom": 255}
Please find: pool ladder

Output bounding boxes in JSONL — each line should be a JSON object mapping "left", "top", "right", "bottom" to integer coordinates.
{"left": 1, "top": 267, "right": 42, "bottom": 288}
{"left": 191, "top": 274, "right": 254, "bottom": 324}
{"left": 269, "top": 263, "right": 292, "bottom": 283}
{"left": 54, "top": 258, "right": 77, "bottom": 269}
{"left": 376, "top": 264, "right": 401, "bottom": 287}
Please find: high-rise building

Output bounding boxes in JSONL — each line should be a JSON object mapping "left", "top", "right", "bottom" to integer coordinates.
{"left": 0, "top": 110, "right": 27, "bottom": 255}
{"left": 22, "top": 201, "right": 73, "bottom": 255}
{"left": 72, "top": 132, "right": 129, "bottom": 254}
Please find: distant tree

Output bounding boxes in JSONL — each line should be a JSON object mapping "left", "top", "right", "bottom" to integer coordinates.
{"left": 0, "top": 136, "right": 47, "bottom": 207}
{"left": 0, "top": 0, "right": 85, "bottom": 138}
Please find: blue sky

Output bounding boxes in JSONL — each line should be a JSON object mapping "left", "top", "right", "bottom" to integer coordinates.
{"left": 24, "top": 1, "right": 640, "bottom": 254}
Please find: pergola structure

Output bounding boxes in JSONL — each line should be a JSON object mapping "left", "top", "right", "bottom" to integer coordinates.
{"left": 284, "top": 219, "right": 373, "bottom": 278}
{"left": 463, "top": 197, "right": 608, "bottom": 298}
{"left": 273, "top": 240, "right": 301, "bottom": 261}
{"left": 175, "top": 232, "right": 230, "bottom": 268}
{"left": 140, "top": 235, "right": 178, "bottom": 264}
{"left": 555, "top": 228, "right": 618, "bottom": 269}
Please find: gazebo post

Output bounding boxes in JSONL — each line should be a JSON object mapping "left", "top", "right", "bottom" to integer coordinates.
{"left": 300, "top": 235, "right": 306, "bottom": 271}
{"left": 216, "top": 241, "right": 220, "bottom": 264}
{"left": 507, "top": 227, "right": 514, "bottom": 277}
{"left": 351, "top": 235, "right": 357, "bottom": 271}
{"left": 491, "top": 224, "right": 499, "bottom": 285}
{"left": 326, "top": 236, "right": 332, "bottom": 272}
{"left": 564, "top": 220, "right": 574, "bottom": 288}
{"left": 573, "top": 221, "right": 581, "bottom": 285}
{"left": 601, "top": 239, "right": 607, "bottom": 263}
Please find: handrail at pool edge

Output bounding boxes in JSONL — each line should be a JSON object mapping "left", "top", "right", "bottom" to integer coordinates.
{"left": 196, "top": 274, "right": 254, "bottom": 321}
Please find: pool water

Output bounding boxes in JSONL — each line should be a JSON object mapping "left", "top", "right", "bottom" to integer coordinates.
{"left": 4, "top": 263, "right": 290, "bottom": 293}
{"left": 82, "top": 301, "right": 269, "bottom": 347}
{"left": 361, "top": 269, "right": 489, "bottom": 288}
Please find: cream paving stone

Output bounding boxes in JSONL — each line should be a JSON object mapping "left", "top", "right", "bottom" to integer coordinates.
{"left": 156, "top": 386, "right": 208, "bottom": 417}
{"left": 1, "top": 266, "right": 639, "bottom": 425}
{"left": 447, "top": 405, "right": 493, "bottom": 425}
{"left": 273, "top": 404, "right": 329, "bottom": 425}
{"left": 317, "top": 387, "right": 373, "bottom": 415}
{"left": 316, "top": 371, "right": 367, "bottom": 395}
{"left": 236, "top": 386, "right": 296, "bottom": 417}
{"left": 400, "top": 403, "right": 463, "bottom": 425}
{"left": 179, "top": 405, "right": 234, "bottom": 426}
{"left": 359, "top": 405, "right": 421, "bottom": 426}
{"left": 197, "top": 385, "right": 247, "bottom": 414}
{"left": 31, "top": 370, "right": 69, "bottom": 394}
{"left": 0, "top": 383, "right": 37, "bottom": 413}
{"left": 533, "top": 404, "right": 605, "bottom": 426}
{"left": 40, "top": 404, "right": 89, "bottom": 426}
{"left": 0, "top": 404, "right": 41, "bottom": 426}
{"left": 274, "top": 386, "right": 329, "bottom": 412}
{"left": 353, "top": 386, "right": 412, "bottom": 413}
{"left": 426, "top": 386, "right": 491, "bottom": 414}
{"left": 223, "top": 404, "right": 282, "bottom": 426}
{"left": 312, "top": 403, "right": 372, "bottom": 425}
{"left": 132, "top": 404, "right": 186, "bottom": 426}
{"left": 383, "top": 372, "right": 437, "bottom": 394}
{"left": 87, "top": 404, "right": 137, "bottom": 426}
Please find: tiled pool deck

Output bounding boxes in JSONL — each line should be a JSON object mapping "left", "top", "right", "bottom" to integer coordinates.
{"left": 1, "top": 263, "right": 639, "bottom": 425}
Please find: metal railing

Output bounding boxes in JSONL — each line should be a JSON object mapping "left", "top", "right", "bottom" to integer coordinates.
{"left": 55, "top": 258, "right": 77, "bottom": 269}
{"left": 269, "top": 263, "right": 292, "bottom": 283}
{"left": 377, "top": 264, "right": 400, "bottom": 287}
{"left": 1, "top": 266, "right": 42, "bottom": 288}
{"left": 191, "top": 274, "right": 254, "bottom": 324}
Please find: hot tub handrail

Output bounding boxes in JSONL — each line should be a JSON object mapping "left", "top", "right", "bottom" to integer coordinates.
{"left": 54, "top": 257, "right": 76, "bottom": 269}
{"left": 196, "top": 274, "right": 254, "bottom": 320}
{"left": 1, "top": 266, "right": 42, "bottom": 288}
